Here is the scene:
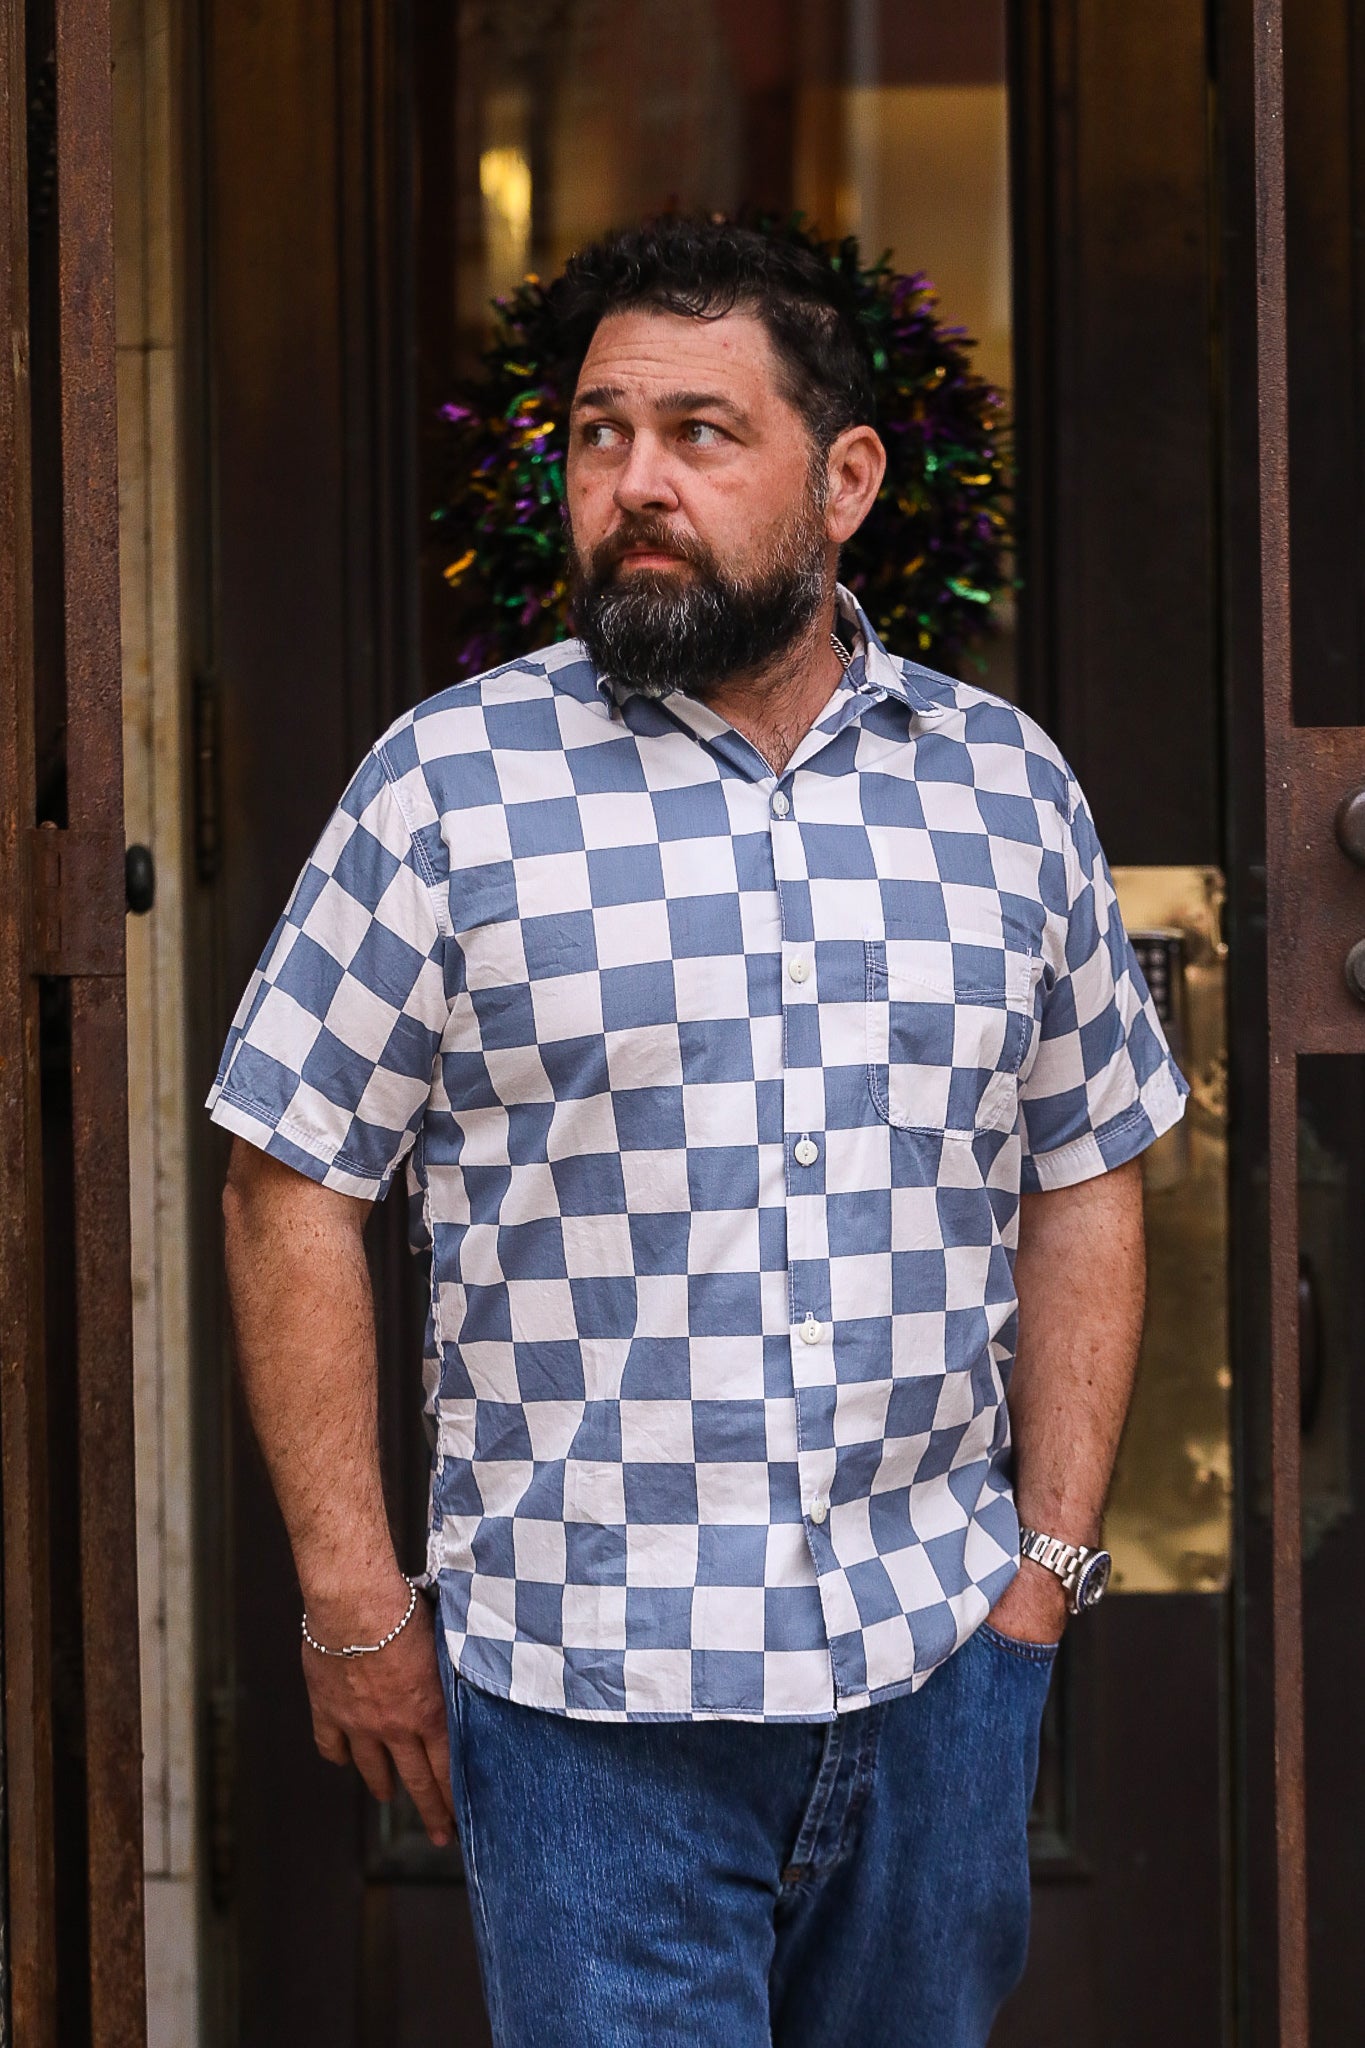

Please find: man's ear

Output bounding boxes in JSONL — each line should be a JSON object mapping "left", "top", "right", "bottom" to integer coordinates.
{"left": 823, "top": 426, "right": 887, "bottom": 546}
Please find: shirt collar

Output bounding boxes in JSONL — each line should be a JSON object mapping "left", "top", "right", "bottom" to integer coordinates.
{"left": 592, "top": 581, "right": 946, "bottom": 723}
{"left": 831, "top": 585, "right": 947, "bottom": 719}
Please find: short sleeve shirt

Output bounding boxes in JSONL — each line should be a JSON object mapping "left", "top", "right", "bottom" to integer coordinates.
{"left": 207, "top": 587, "right": 1188, "bottom": 1722}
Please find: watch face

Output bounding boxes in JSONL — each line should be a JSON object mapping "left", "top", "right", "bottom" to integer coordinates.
{"left": 1075, "top": 1550, "right": 1113, "bottom": 1609}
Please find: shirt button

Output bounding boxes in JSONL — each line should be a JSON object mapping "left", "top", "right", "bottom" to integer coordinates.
{"left": 799, "top": 1315, "right": 824, "bottom": 1345}
{"left": 809, "top": 1496, "right": 829, "bottom": 1526}
{"left": 771, "top": 789, "right": 790, "bottom": 818}
{"left": 787, "top": 956, "right": 810, "bottom": 984}
{"left": 794, "top": 1135, "right": 819, "bottom": 1167}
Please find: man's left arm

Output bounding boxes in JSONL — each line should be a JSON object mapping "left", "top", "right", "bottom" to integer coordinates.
{"left": 987, "top": 1155, "right": 1147, "bottom": 1644}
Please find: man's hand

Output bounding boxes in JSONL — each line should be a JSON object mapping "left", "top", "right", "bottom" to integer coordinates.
{"left": 302, "top": 1579, "right": 456, "bottom": 1847}
{"left": 985, "top": 1559, "right": 1070, "bottom": 1646}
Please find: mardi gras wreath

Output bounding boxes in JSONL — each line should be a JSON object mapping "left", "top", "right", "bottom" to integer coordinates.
{"left": 432, "top": 217, "right": 1012, "bottom": 678}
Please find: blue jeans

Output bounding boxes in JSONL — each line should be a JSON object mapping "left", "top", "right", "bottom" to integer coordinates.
{"left": 434, "top": 1618, "right": 1055, "bottom": 2047}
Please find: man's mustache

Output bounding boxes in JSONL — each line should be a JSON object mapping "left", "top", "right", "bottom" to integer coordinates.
{"left": 588, "top": 518, "right": 713, "bottom": 579}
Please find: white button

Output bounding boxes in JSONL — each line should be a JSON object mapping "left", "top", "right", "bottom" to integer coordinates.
{"left": 794, "top": 1135, "right": 819, "bottom": 1167}
{"left": 799, "top": 1315, "right": 824, "bottom": 1345}
{"left": 771, "top": 790, "right": 790, "bottom": 818}
{"left": 787, "top": 956, "right": 810, "bottom": 984}
{"left": 809, "top": 1496, "right": 829, "bottom": 1526}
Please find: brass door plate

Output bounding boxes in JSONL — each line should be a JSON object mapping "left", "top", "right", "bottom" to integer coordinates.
{"left": 1104, "top": 867, "right": 1230, "bottom": 1595}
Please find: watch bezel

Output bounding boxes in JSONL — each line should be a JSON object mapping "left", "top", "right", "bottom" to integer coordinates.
{"left": 1071, "top": 1547, "right": 1112, "bottom": 1612}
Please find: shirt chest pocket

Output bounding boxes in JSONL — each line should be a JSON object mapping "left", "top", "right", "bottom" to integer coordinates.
{"left": 865, "top": 933, "right": 1042, "bottom": 1138}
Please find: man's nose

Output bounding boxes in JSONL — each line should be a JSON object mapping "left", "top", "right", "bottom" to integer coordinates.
{"left": 613, "top": 433, "right": 679, "bottom": 516}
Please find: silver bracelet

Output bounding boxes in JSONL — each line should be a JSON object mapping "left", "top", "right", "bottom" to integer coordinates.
{"left": 301, "top": 1575, "right": 420, "bottom": 1658}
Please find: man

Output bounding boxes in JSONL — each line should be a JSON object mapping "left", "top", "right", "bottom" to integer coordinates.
{"left": 211, "top": 220, "right": 1187, "bottom": 2046}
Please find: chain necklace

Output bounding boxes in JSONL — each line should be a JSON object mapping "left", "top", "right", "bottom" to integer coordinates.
{"left": 830, "top": 630, "right": 854, "bottom": 673}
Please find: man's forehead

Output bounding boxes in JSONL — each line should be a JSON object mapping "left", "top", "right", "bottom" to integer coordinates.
{"left": 572, "top": 305, "right": 784, "bottom": 405}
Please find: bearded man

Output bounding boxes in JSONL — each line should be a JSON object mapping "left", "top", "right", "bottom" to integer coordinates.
{"left": 210, "top": 219, "right": 1187, "bottom": 2047}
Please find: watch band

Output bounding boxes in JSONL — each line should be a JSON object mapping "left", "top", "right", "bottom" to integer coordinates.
{"left": 1018, "top": 1526, "right": 1087, "bottom": 1581}
{"left": 1018, "top": 1523, "right": 1110, "bottom": 1614}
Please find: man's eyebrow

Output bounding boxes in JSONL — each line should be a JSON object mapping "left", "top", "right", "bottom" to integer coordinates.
{"left": 570, "top": 384, "right": 751, "bottom": 426}
{"left": 571, "top": 384, "right": 627, "bottom": 414}
{"left": 655, "top": 389, "right": 750, "bottom": 424}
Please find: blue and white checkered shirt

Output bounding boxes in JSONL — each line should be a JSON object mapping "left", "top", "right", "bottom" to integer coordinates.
{"left": 207, "top": 587, "right": 1187, "bottom": 1723}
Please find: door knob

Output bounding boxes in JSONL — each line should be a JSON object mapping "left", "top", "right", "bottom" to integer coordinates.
{"left": 125, "top": 843, "right": 155, "bottom": 914}
{"left": 1345, "top": 938, "right": 1365, "bottom": 1001}
{"left": 1335, "top": 784, "right": 1365, "bottom": 865}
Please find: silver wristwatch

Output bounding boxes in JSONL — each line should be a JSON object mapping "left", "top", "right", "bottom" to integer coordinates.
{"left": 1018, "top": 1525, "right": 1113, "bottom": 1615}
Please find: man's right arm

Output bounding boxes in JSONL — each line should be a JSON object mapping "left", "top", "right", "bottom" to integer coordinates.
{"left": 222, "top": 1136, "right": 455, "bottom": 1846}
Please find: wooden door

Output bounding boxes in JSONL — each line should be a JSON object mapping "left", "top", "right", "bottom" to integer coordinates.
{"left": 190, "top": 1, "right": 1363, "bottom": 2041}
{"left": 191, "top": 2, "right": 1232, "bottom": 2040}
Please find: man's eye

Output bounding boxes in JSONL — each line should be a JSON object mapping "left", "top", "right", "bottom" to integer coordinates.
{"left": 681, "top": 420, "right": 725, "bottom": 447}
{"left": 582, "top": 421, "right": 624, "bottom": 449}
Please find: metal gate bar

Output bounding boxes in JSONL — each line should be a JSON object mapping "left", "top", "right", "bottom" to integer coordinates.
{"left": 0, "top": 0, "right": 147, "bottom": 2039}
{"left": 0, "top": 0, "right": 58, "bottom": 2038}
{"left": 1251, "top": 10, "right": 1303, "bottom": 2043}
{"left": 52, "top": 0, "right": 148, "bottom": 2040}
{"left": 1255, "top": 0, "right": 1312, "bottom": 2039}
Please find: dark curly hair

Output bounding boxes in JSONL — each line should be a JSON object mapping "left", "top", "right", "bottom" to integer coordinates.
{"left": 546, "top": 217, "right": 878, "bottom": 451}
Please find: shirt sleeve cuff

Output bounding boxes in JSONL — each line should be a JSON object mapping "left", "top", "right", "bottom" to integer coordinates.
{"left": 1019, "top": 1055, "right": 1190, "bottom": 1193}
{"left": 205, "top": 1085, "right": 393, "bottom": 1201}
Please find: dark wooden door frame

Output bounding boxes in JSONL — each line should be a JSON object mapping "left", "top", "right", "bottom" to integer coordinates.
{"left": 1008, "top": 3, "right": 1230, "bottom": 2034}
{"left": 0, "top": 0, "right": 147, "bottom": 2040}
{"left": 1256, "top": 1, "right": 1317, "bottom": 2037}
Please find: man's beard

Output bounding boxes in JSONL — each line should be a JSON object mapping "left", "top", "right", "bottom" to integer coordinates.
{"left": 567, "top": 494, "right": 830, "bottom": 702}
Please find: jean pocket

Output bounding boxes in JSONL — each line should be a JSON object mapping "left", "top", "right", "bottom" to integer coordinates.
{"left": 865, "top": 934, "right": 1040, "bottom": 1137}
{"left": 977, "top": 1618, "right": 1061, "bottom": 1667}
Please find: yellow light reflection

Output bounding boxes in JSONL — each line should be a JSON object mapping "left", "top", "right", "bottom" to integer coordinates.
{"left": 480, "top": 145, "right": 532, "bottom": 294}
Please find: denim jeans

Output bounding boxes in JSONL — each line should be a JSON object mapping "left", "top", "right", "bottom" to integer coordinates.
{"left": 434, "top": 1616, "right": 1056, "bottom": 2047}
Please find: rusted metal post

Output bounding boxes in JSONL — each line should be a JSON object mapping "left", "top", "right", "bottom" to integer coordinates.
{"left": 0, "top": 0, "right": 59, "bottom": 2039}
{"left": 1253, "top": 0, "right": 1310, "bottom": 2040}
{"left": 52, "top": 0, "right": 148, "bottom": 2039}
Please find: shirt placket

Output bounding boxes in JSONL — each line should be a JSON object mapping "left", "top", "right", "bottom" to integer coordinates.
{"left": 769, "top": 760, "right": 863, "bottom": 1698}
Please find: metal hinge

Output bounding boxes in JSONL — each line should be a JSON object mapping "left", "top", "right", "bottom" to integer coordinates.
{"left": 25, "top": 825, "right": 126, "bottom": 977}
